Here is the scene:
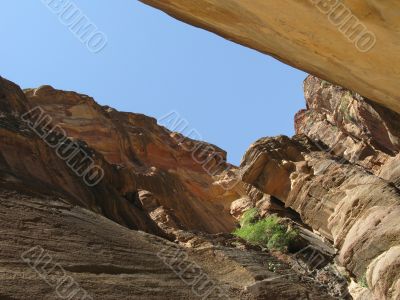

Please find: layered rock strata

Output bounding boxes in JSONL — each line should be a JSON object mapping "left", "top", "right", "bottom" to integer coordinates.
{"left": 0, "top": 185, "right": 339, "bottom": 299}
{"left": 1, "top": 73, "right": 399, "bottom": 298}
{"left": 0, "top": 76, "right": 240, "bottom": 236}
{"left": 0, "top": 75, "right": 338, "bottom": 299}
{"left": 240, "top": 76, "right": 400, "bottom": 299}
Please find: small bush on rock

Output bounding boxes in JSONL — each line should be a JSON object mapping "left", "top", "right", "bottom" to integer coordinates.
{"left": 233, "top": 209, "right": 298, "bottom": 252}
{"left": 359, "top": 273, "right": 368, "bottom": 288}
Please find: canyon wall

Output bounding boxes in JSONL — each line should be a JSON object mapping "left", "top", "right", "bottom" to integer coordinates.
{"left": 0, "top": 76, "right": 241, "bottom": 236}
{"left": 1, "top": 2, "right": 399, "bottom": 298}
{"left": 140, "top": 0, "right": 400, "bottom": 114}
{"left": 1, "top": 73, "right": 399, "bottom": 298}
{"left": 0, "top": 76, "right": 339, "bottom": 299}
{"left": 240, "top": 76, "right": 400, "bottom": 299}
{"left": 134, "top": 4, "right": 400, "bottom": 296}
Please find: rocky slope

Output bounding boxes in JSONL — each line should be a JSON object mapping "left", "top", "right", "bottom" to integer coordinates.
{"left": 0, "top": 76, "right": 343, "bottom": 299}
{"left": 139, "top": 0, "right": 400, "bottom": 114}
{"left": 1, "top": 184, "right": 341, "bottom": 299}
{"left": 240, "top": 76, "right": 400, "bottom": 299}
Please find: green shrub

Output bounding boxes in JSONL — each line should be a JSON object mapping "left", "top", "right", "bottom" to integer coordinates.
{"left": 233, "top": 210, "right": 298, "bottom": 252}
{"left": 359, "top": 274, "right": 368, "bottom": 288}
{"left": 239, "top": 207, "right": 259, "bottom": 227}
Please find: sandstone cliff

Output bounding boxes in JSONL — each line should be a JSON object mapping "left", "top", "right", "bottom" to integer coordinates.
{"left": 139, "top": 0, "right": 400, "bottom": 114}
{"left": 0, "top": 76, "right": 342, "bottom": 299}
{"left": 240, "top": 76, "right": 400, "bottom": 299}
{"left": 1, "top": 75, "right": 241, "bottom": 236}
{"left": 2, "top": 71, "right": 400, "bottom": 298}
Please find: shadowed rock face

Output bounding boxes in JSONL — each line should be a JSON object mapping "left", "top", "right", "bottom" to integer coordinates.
{"left": 241, "top": 77, "right": 400, "bottom": 299}
{"left": 0, "top": 187, "right": 338, "bottom": 299}
{"left": 139, "top": 0, "right": 400, "bottom": 114}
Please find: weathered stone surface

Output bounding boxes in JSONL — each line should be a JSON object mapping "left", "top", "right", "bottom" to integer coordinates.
{"left": 378, "top": 154, "right": 400, "bottom": 189}
{"left": 4, "top": 78, "right": 240, "bottom": 234}
{"left": 242, "top": 136, "right": 400, "bottom": 299}
{"left": 0, "top": 187, "right": 198, "bottom": 299}
{"left": 0, "top": 78, "right": 165, "bottom": 236}
{"left": 240, "top": 78, "right": 400, "bottom": 299}
{"left": 230, "top": 197, "right": 253, "bottom": 219}
{"left": 0, "top": 76, "right": 341, "bottom": 299}
{"left": 2, "top": 68, "right": 400, "bottom": 299}
{"left": 296, "top": 76, "right": 400, "bottom": 174}
{"left": 255, "top": 196, "right": 295, "bottom": 219}
{"left": 139, "top": 0, "right": 400, "bottom": 114}
{"left": 0, "top": 177, "right": 340, "bottom": 299}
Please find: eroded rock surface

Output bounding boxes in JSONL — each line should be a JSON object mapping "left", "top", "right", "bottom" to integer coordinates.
{"left": 0, "top": 169, "right": 336, "bottom": 299}
{"left": 0, "top": 75, "right": 341, "bottom": 299}
{"left": 0, "top": 75, "right": 241, "bottom": 235}
{"left": 296, "top": 76, "right": 400, "bottom": 175}
{"left": 140, "top": 0, "right": 400, "bottom": 114}
{"left": 1, "top": 72, "right": 399, "bottom": 299}
{"left": 241, "top": 77, "right": 400, "bottom": 299}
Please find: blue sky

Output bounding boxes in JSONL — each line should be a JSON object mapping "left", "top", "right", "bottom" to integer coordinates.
{"left": 0, "top": 0, "right": 306, "bottom": 165}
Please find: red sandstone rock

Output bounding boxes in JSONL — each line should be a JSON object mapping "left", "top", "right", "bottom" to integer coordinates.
{"left": 2, "top": 73, "right": 399, "bottom": 298}
{"left": 240, "top": 78, "right": 400, "bottom": 299}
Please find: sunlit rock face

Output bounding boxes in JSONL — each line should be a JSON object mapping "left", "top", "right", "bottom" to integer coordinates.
{"left": 240, "top": 77, "right": 400, "bottom": 299}
{"left": 2, "top": 70, "right": 399, "bottom": 298}
{"left": 0, "top": 76, "right": 341, "bottom": 299}
{"left": 140, "top": 0, "right": 400, "bottom": 114}
{"left": 297, "top": 76, "right": 400, "bottom": 169}
{"left": 0, "top": 76, "right": 239, "bottom": 235}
